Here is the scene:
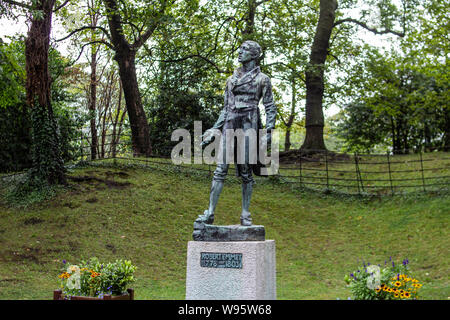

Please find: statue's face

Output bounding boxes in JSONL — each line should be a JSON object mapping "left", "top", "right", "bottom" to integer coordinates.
{"left": 238, "top": 43, "right": 254, "bottom": 63}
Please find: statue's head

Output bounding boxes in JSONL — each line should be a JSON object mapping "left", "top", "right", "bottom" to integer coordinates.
{"left": 238, "top": 40, "right": 262, "bottom": 63}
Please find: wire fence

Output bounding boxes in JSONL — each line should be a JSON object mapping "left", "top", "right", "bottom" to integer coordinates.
{"left": 1, "top": 130, "right": 449, "bottom": 196}
{"left": 67, "top": 132, "right": 450, "bottom": 196}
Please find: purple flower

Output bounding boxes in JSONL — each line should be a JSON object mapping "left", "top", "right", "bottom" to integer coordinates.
{"left": 62, "top": 260, "right": 66, "bottom": 264}
{"left": 350, "top": 273, "right": 354, "bottom": 278}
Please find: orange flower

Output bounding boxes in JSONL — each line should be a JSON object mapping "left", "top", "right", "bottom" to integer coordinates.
{"left": 90, "top": 271, "right": 101, "bottom": 278}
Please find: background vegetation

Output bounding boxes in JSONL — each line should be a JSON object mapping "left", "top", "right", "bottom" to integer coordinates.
{"left": 0, "top": 0, "right": 448, "bottom": 300}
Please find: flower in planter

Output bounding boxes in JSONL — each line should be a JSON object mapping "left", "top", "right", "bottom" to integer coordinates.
{"left": 65, "top": 265, "right": 81, "bottom": 290}
{"left": 345, "top": 257, "right": 422, "bottom": 300}
{"left": 57, "top": 257, "right": 136, "bottom": 298}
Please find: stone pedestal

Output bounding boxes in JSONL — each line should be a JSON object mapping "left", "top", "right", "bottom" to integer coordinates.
{"left": 185, "top": 240, "right": 276, "bottom": 300}
{"left": 193, "top": 224, "right": 265, "bottom": 241}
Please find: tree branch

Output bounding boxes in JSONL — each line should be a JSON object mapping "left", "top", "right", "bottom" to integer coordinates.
{"left": 157, "top": 54, "right": 231, "bottom": 74}
{"left": 334, "top": 18, "right": 405, "bottom": 37}
{"left": 1, "top": 0, "right": 33, "bottom": 10}
{"left": 131, "top": 0, "right": 169, "bottom": 49}
{"left": 54, "top": 25, "right": 112, "bottom": 42}
{"left": 265, "top": 61, "right": 306, "bottom": 83}
{"left": 278, "top": 111, "right": 288, "bottom": 127}
{"left": 64, "top": 39, "right": 114, "bottom": 67}
{"left": 53, "top": 0, "right": 71, "bottom": 12}
{"left": 327, "top": 50, "right": 341, "bottom": 64}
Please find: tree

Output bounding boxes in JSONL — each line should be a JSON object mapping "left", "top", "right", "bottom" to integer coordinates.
{"left": 300, "top": 0, "right": 414, "bottom": 151}
{"left": 1, "top": 0, "right": 71, "bottom": 185}
{"left": 0, "top": 36, "right": 84, "bottom": 172}
{"left": 333, "top": 46, "right": 448, "bottom": 153}
{"left": 100, "top": 0, "right": 174, "bottom": 157}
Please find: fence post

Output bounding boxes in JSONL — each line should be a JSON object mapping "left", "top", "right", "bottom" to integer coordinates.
{"left": 354, "top": 152, "right": 360, "bottom": 195}
{"left": 386, "top": 151, "right": 394, "bottom": 195}
{"left": 299, "top": 151, "right": 303, "bottom": 187}
{"left": 80, "top": 132, "right": 84, "bottom": 161}
{"left": 325, "top": 149, "right": 329, "bottom": 190}
{"left": 419, "top": 150, "right": 426, "bottom": 192}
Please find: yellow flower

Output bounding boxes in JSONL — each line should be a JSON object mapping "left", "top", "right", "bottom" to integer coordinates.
{"left": 375, "top": 286, "right": 381, "bottom": 293}
{"left": 58, "top": 272, "right": 70, "bottom": 279}
{"left": 404, "top": 292, "right": 411, "bottom": 299}
{"left": 394, "top": 292, "right": 400, "bottom": 298}
{"left": 394, "top": 281, "right": 402, "bottom": 287}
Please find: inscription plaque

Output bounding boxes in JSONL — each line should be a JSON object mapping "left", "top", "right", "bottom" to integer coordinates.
{"left": 200, "top": 252, "right": 243, "bottom": 269}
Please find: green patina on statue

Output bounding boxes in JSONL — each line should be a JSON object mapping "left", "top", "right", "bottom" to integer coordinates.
{"left": 194, "top": 41, "right": 277, "bottom": 239}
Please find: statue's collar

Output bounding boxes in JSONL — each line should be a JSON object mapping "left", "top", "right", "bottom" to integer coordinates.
{"left": 231, "top": 66, "right": 260, "bottom": 88}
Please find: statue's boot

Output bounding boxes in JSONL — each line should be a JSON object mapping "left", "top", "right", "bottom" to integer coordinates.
{"left": 240, "top": 182, "right": 253, "bottom": 226}
{"left": 197, "top": 180, "right": 224, "bottom": 224}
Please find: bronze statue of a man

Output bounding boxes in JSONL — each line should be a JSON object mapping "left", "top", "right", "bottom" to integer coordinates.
{"left": 197, "top": 40, "right": 277, "bottom": 227}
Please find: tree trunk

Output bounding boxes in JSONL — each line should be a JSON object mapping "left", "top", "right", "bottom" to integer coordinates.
{"left": 284, "top": 77, "right": 297, "bottom": 151}
{"left": 25, "top": 0, "right": 66, "bottom": 185}
{"left": 103, "top": 0, "right": 152, "bottom": 157}
{"left": 443, "top": 108, "right": 450, "bottom": 151}
{"left": 115, "top": 49, "right": 152, "bottom": 156}
{"left": 89, "top": 44, "right": 98, "bottom": 160}
{"left": 243, "top": 0, "right": 257, "bottom": 38}
{"left": 301, "top": 0, "right": 337, "bottom": 152}
{"left": 111, "top": 78, "right": 124, "bottom": 158}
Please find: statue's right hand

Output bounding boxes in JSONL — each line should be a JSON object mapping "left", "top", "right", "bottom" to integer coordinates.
{"left": 201, "top": 129, "right": 215, "bottom": 146}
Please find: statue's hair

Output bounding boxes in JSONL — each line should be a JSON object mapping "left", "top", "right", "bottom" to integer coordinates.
{"left": 242, "top": 40, "right": 262, "bottom": 59}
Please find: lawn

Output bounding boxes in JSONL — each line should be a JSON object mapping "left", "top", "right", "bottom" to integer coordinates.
{"left": 0, "top": 159, "right": 448, "bottom": 300}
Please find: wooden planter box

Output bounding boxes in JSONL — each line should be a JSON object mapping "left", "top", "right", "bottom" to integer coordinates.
{"left": 53, "top": 288, "right": 134, "bottom": 300}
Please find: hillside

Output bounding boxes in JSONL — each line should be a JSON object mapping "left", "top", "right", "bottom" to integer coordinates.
{"left": 0, "top": 161, "right": 448, "bottom": 299}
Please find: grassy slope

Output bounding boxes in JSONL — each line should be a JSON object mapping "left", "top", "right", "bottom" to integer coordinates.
{"left": 0, "top": 162, "right": 448, "bottom": 300}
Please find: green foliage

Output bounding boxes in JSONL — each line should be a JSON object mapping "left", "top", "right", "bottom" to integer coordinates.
{"left": 0, "top": 38, "right": 84, "bottom": 173}
{"left": 28, "top": 101, "right": 66, "bottom": 186}
{"left": 333, "top": 45, "right": 449, "bottom": 153}
{"left": 58, "top": 257, "right": 137, "bottom": 298}
{"left": 3, "top": 176, "right": 62, "bottom": 208}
